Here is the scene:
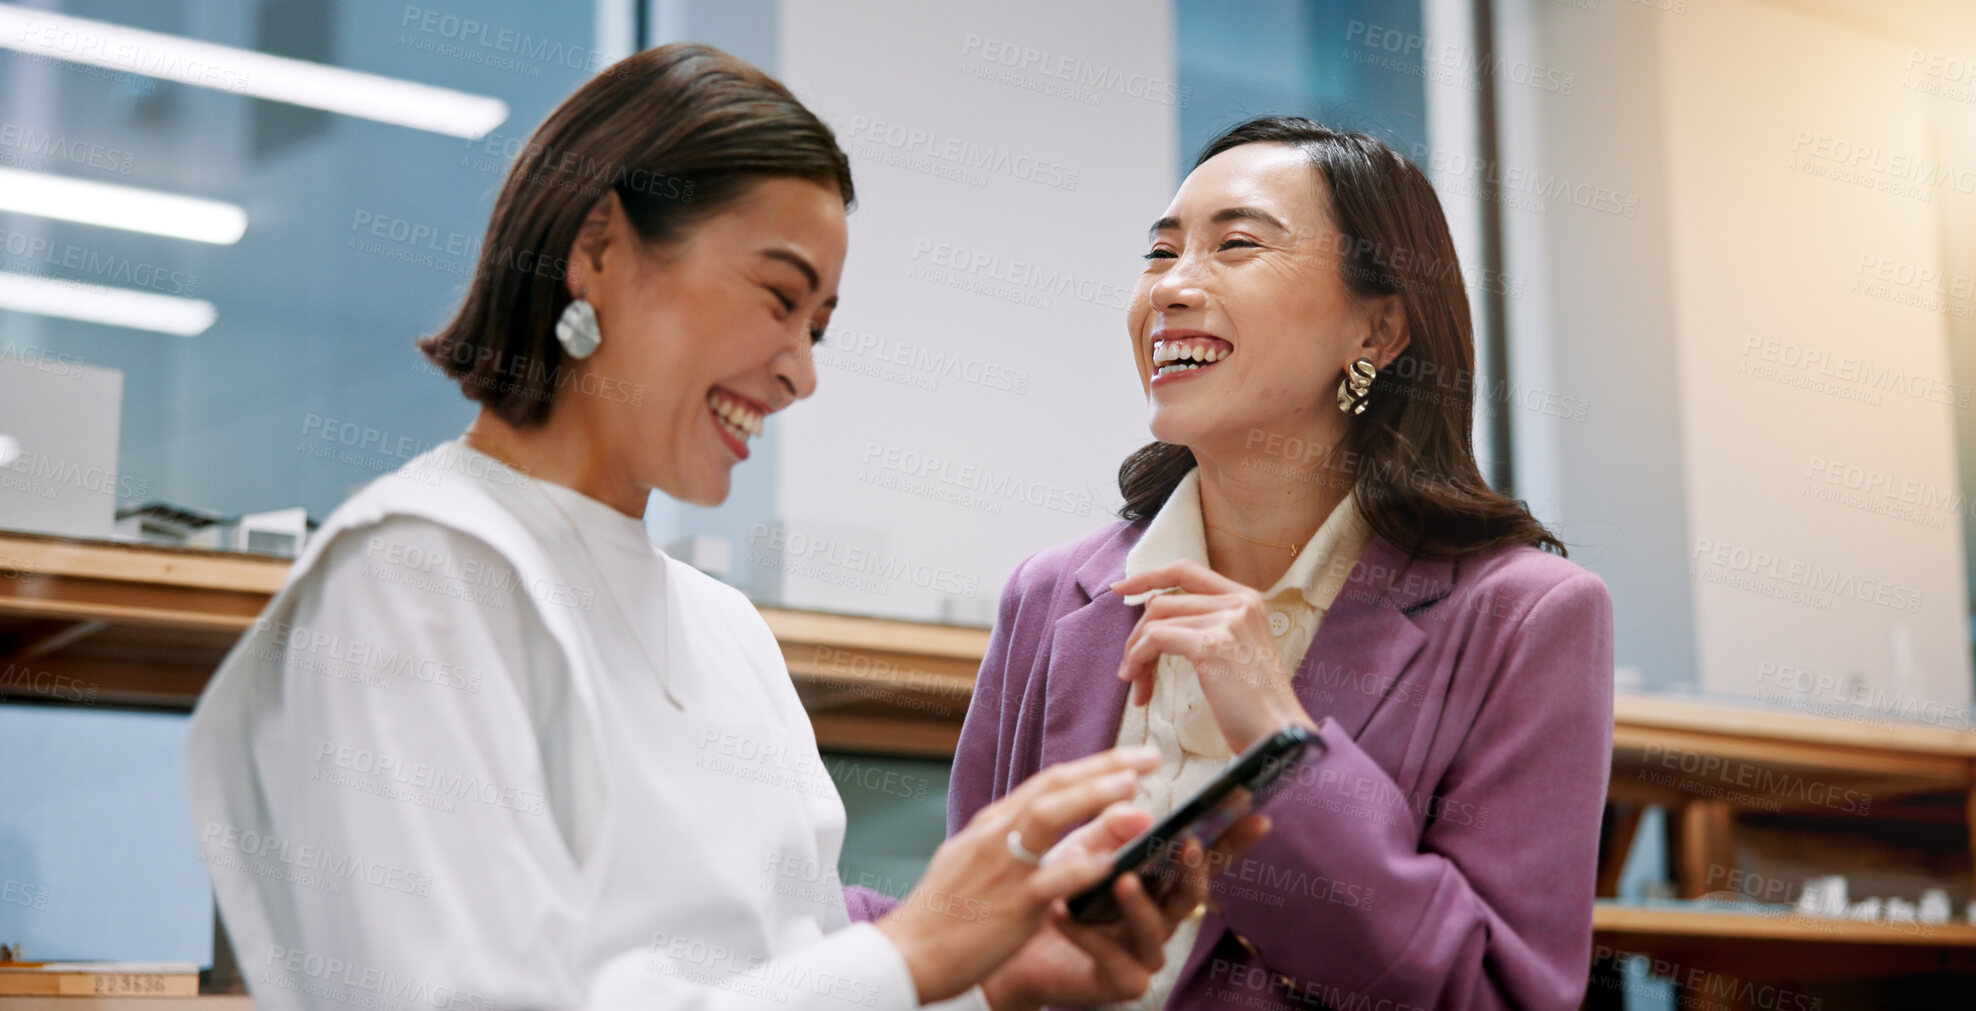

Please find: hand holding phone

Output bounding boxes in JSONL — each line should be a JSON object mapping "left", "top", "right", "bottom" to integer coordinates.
{"left": 1066, "top": 723, "right": 1313, "bottom": 924}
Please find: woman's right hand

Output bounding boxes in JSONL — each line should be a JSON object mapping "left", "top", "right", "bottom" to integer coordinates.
{"left": 875, "top": 745, "right": 1162, "bottom": 1003}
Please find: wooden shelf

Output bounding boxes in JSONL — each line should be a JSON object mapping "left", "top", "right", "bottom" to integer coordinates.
{"left": 0, "top": 999, "right": 249, "bottom": 1010}
{"left": 761, "top": 605, "right": 989, "bottom": 757}
{"left": 1616, "top": 693, "right": 1976, "bottom": 758}
{"left": 1596, "top": 902, "right": 1976, "bottom": 946}
{"left": 1606, "top": 690, "right": 1976, "bottom": 884}
{"left": 1602, "top": 696, "right": 1976, "bottom": 989}
{"left": 1612, "top": 693, "right": 1976, "bottom": 814}
{"left": 1594, "top": 902, "right": 1976, "bottom": 977}
{"left": 0, "top": 530, "right": 984, "bottom": 754}
{"left": 0, "top": 532, "right": 288, "bottom": 708}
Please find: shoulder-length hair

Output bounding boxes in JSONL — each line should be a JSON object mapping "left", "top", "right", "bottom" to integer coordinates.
{"left": 1118, "top": 116, "right": 1562, "bottom": 557}
{"left": 418, "top": 43, "right": 854, "bottom": 427}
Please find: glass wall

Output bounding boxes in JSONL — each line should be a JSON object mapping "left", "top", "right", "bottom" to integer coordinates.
{"left": 0, "top": 0, "right": 614, "bottom": 535}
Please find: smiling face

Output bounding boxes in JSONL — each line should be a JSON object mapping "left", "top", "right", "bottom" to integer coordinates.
{"left": 572, "top": 177, "right": 847, "bottom": 506}
{"left": 1128, "top": 142, "right": 1403, "bottom": 457}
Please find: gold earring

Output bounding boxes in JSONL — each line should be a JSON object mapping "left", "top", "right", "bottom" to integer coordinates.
{"left": 1337, "top": 358, "right": 1376, "bottom": 415}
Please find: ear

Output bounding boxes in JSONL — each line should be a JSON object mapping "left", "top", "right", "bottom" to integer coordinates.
{"left": 1358, "top": 293, "right": 1410, "bottom": 369}
{"left": 566, "top": 189, "right": 625, "bottom": 301}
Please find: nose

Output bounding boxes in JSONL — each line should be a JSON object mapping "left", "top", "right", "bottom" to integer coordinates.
{"left": 1148, "top": 253, "right": 1207, "bottom": 315}
{"left": 771, "top": 339, "right": 818, "bottom": 408}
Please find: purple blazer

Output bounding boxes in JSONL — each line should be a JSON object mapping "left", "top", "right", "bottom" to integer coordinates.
{"left": 850, "top": 519, "right": 1613, "bottom": 1010}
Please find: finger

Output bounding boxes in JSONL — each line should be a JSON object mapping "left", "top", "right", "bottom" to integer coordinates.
{"left": 1171, "top": 815, "right": 1271, "bottom": 919}
{"left": 1017, "top": 767, "right": 1154, "bottom": 857}
{"left": 1113, "top": 559, "right": 1246, "bottom": 597}
{"left": 985, "top": 745, "right": 1159, "bottom": 824}
{"left": 1093, "top": 802, "right": 1153, "bottom": 848}
{"left": 1109, "top": 870, "right": 1170, "bottom": 966}
{"left": 1026, "top": 836, "right": 1121, "bottom": 898}
{"left": 1142, "top": 591, "right": 1246, "bottom": 619}
{"left": 1051, "top": 802, "right": 1151, "bottom": 862}
{"left": 1050, "top": 902, "right": 1150, "bottom": 997}
{"left": 1118, "top": 602, "right": 1228, "bottom": 664}
{"left": 1116, "top": 600, "right": 1205, "bottom": 666}
{"left": 1116, "top": 615, "right": 1204, "bottom": 680}
{"left": 1118, "top": 612, "right": 1153, "bottom": 698}
{"left": 1119, "top": 618, "right": 1228, "bottom": 706}
{"left": 1156, "top": 838, "right": 1212, "bottom": 923}
{"left": 1117, "top": 618, "right": 1218, "bottom": 683}
{"left": 1208, "top": 813, "right": 1271, "bottom": 869}
{"left": 979, "top": 750, "right": 1158, "bottom": 859}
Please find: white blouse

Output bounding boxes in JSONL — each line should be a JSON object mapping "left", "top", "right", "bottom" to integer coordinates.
{"left": 188, "top": 442, "right": 983, "bottom": 1011}
{"left": 1107, "top": 467, "right": 1371, "bottom": 1010}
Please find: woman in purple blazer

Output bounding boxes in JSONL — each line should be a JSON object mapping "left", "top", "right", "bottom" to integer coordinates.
{"left": 946, "top": 117, "right": 1615, "bottom": 1010}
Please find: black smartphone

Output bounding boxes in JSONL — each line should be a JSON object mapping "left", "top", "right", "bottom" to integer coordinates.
{"left": 1066, "top": 723, "right": 1316, "bottom": 924}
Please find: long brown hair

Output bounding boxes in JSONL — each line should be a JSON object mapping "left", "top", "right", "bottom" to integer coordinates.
{"left": 1118, "top": 116, "right": 1562, "bottom": 557}
{"left": 419, "top": 43, "right": 855, "bottom": 427}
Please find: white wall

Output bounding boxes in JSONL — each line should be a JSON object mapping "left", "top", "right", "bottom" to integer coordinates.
{"left": 1496, "top": 0, "right": 1974, "bottom": 712}
{"left": 760, "top": 0, "right": 1178, "bottom": 623}
{"left": 1493, "top": 0, "right": 1701, "bottom": 690}
{"left": 1659, "top": 0, "right": 1970, "bottom": 708}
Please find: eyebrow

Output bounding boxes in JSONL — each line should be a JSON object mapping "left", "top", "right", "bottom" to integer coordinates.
{"left": 760, "top": 249, "right": 837, "bottom": 308}
{"left": 1148, "top": 206, "right": 1290, "bottom": 241}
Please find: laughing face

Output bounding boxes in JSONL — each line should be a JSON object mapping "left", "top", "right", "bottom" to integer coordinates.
{"left": 1128, "top": 142, "right": 1399, "bottom": 457}
{"left": 577, "top": 177, "right": 846, "bottom": 507}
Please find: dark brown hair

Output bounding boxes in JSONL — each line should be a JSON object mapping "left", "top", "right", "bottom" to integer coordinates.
{"left": 1118, "top": 116, "right": 1563, "bottom": 557}
{"left": 418, "top": 43, "right": 855, "bottom": 426}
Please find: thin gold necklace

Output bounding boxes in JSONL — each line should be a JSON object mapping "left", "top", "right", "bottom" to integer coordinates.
{"left": 1208, "top": 524, "right": 1302, "bottom": 560}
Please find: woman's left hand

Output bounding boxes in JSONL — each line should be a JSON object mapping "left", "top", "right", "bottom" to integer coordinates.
{"left": 1112, "top": 560, "right": 1320, "bottom": 753}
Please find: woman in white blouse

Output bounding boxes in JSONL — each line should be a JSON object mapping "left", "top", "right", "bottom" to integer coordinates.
{"left": 188, "top": 44, "right": 1256, "bottom": 1011}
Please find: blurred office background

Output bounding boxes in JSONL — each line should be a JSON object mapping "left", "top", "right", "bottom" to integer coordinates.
{"left": 2, "top": 0, "right": 1973, "bottom": 1004}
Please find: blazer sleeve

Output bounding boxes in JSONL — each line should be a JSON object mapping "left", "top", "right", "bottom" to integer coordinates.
{"left": 843, "top": 886, "right": 898, "bottom": 923}
{"left": 947, "top": 551, "right": 1038, "bottom": 838}
{"left": 1209, "top": 570, "right": 1615, "bottom": 1011}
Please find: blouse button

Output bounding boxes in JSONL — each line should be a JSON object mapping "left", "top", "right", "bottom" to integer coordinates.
{"left": 1267, "top": 611, "right": 1291, "bottom": 637}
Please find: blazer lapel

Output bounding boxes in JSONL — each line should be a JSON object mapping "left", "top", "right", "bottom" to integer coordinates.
{"left": 1295, "top": 536, "right": 1452, "bottom": 742}
{"left": 1035, "top": 526, "right": 1143, "bottom": 771}
{"left": 1039, "top": 593, "right": 1136, "bottom": 769}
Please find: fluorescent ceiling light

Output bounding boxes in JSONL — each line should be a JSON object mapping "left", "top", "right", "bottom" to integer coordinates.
{"left": 0, "top": 166, "right": 246, "bottom": 244}
{"left": 0, "top": 270, "right": 216, "bottom": 336}
{"left": 0, "top": 5, "right": 509, "bottom": 139}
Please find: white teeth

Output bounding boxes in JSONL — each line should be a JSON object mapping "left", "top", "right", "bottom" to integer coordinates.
{"left": 1151, "top": 340, "right": 1231, "bottom": 371}
{"left": 707, "top": 391, "right": 763, "bottom": 442}
{"left": 1151, "top": 340, "right": 1232, "bottom": 366}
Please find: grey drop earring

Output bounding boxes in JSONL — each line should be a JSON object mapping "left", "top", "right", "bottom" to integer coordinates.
{"left": 556, "top": 296, "right": 602, "bottom": 359}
